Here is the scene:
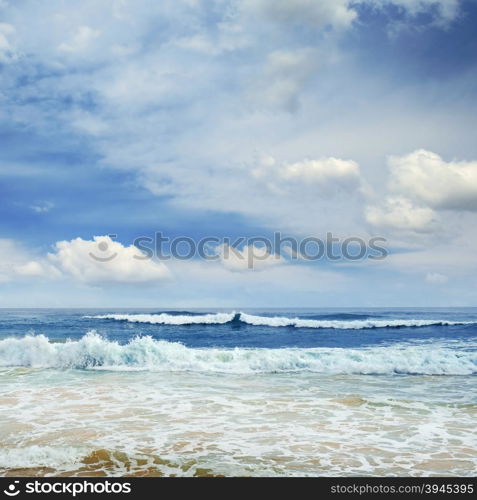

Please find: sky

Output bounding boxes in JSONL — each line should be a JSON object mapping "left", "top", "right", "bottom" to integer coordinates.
{"left": 1, "top": 0, "right": 477, "bottom": 307}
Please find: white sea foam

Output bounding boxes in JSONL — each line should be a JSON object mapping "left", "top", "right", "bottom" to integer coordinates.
{"left": 87, "top": 311, "right": 475, "bottom": 329}
{"left": 0, "top": 332, "right": 475, "bottom": 375}
{"left": 87, "top": 312, "right": 236, "bottom": 325}
{"left": 239, "top": 313, "right": 474, "bottom": 329}
{"left": 0, "top": 446, "right": 84, "bottom": 469}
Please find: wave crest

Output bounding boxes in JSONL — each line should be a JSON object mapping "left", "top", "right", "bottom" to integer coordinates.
{"left": 87, "top": 312, "right": 474, "bottom": 330}
{"left": 86, "top": 312, "right": 236, "bottom": 325}
{"left": 0, "top": 332, "right": 475, "bottom": 375}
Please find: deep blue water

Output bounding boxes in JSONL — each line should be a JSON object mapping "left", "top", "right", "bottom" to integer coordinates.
{"left": 1, "top": 307, "right": 476, "bottom": 349}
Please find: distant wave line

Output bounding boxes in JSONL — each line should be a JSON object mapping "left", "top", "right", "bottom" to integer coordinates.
{"left": 84, "top": 312, "right": 477, "bottom": 330}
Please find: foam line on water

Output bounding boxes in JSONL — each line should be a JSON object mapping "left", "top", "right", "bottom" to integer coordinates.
{"left": 239, "top": 312, "right": 473, "bottom": 329}
{"left": 0, "top": 446, "right": 84, "bottom": 469}
{"left": 0, "top": 331, "right": 475, "bottom": 375}
{"left": 86, "top": 312, "right": 475, "bottom": 329}
{"left": 86, "top": 312, "right": 236, "bottom": 325}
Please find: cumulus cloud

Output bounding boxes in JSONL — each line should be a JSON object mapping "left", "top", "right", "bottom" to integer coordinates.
{"left": 388, "top": 149, "right": 477, "bottom": 211}
{"left": 365, "top": 149, "right": 477, "bottom": 234}
{"left": 1, "top": 236, "right": 171, "bottom": 285}
{"left": 47, "top": 236, "right": 171, "bottom": 285}
{"left": 14, "top": 260, "right": 46, "bottom": 277}
{"left": 365, "top": 196, "right": 438, "bottom": 233}
{"left": 281, "top": 157, "right": 360, "bottom": 183}
{"left": 252, "top": 154, "right": 361, "bottom": 193}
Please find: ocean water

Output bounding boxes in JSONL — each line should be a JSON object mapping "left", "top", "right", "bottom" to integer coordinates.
{"left": 0, "top": 308, "right": 476, "bottom": 477}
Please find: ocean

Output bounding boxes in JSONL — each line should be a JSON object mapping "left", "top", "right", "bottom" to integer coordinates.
{"left": 0, "top": 308, "right": 476, "bottom": 477}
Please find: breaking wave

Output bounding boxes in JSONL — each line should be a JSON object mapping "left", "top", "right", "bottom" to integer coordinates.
{"left": 86, "top": 312, "right": 236, "bottom": 325}
{"left": 86, "top": 312, "right": 475, "bottom": 330}
{"left": 0, "top": 332, "right": 475, "bottom": 375}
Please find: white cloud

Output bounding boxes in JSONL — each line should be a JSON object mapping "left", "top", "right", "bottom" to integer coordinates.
{"left": 14, "top": 260, "right": 46, "bottom": 277}
{"left": 0, "top": 239, "right": 56, "bottom": 281}
{"left": 365, "top": 149, "right": 477, "bottom": 234}
{"left": 281, "top": 157, "right": 360, "bottom": 184}
{"left": 253, "top": 154, "right": 361, "bottom": 193}
{"left": 1, "top": 1, "right": 475, "bottom": 248}
{"left": 388, "top": 149, "right": 477, "bottom": 211}
{"left": 47, "top": 236, "right": 171, "bottom": 285}
{"left": 0, "top": 0, "right": 475, "bottom": 306}
{"left": 365, "top": 196, "right": 438, "bottom": 233}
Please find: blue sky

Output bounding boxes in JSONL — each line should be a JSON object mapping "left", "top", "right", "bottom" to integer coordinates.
{"left": 1, "top": 0, "right": 477, "bottom": 307}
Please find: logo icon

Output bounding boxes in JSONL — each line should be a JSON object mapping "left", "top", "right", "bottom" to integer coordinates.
{"left": 89, "top": 234, "right": 118, "bottom": 262}
{"left": 3, "top": 481, "right": 20, "bottom": 497}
